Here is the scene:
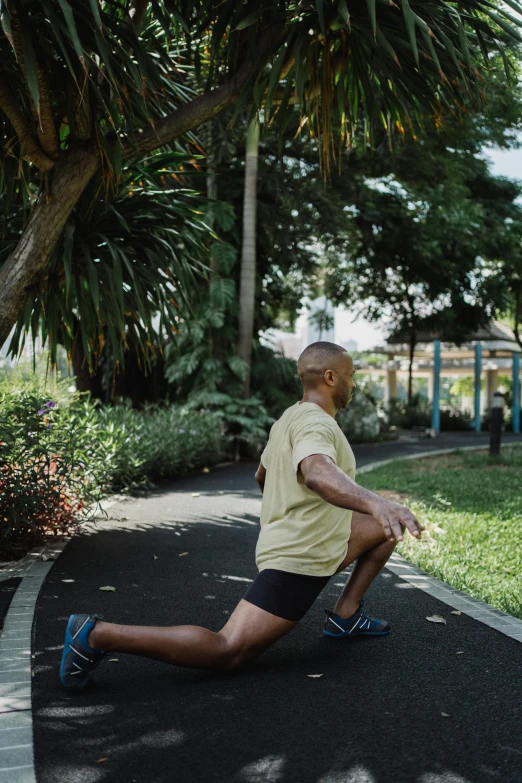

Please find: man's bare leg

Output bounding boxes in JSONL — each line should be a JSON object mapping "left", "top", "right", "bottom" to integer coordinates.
{"left": 332, "top": 510, "right": 402, "bottom": 619}
{"left": 88, "top": 599, "right": 297, "bottom": 671}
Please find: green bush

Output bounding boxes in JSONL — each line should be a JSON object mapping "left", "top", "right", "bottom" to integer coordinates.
{"left": 0, "top": 372, "right": 226, "bottom": 559}
{"left": 384, "top": 397, "right": 432, "bottom": 429}
{"left": 92, "top": 402, "right": 225, "bottom": 490}
{"left": 0, "top": 385, "right": 110, "bottom": 559}
{"left": 336, "top": 391, "right": 381, "bottom": 443}
{"left": 384, "top": 397, "right": 472, "bottom": 431}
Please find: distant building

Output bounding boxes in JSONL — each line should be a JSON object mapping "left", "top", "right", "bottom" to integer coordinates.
{"left": 306, "top": 296, "right": 335, "bottom": 344}
{"left": 339, "top": 339, "right": 359, "bottom": 354}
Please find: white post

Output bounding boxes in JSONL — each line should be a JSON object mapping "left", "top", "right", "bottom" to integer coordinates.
{"left": 485, "top": 368, "right": 498, "bottom": 411}
{"left": 385, "top": 368, "right": 397, "bottom": 403}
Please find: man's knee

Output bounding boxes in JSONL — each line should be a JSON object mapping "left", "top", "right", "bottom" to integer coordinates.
{"left": 217, "top": 634, "right": 264, "bottom": 671}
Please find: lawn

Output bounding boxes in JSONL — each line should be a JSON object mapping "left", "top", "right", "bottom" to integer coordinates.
{"left": 358, "top": 445, "right": 522, "bottom": 619}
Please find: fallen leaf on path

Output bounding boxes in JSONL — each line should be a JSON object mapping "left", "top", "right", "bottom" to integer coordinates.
{"left": 99, "top": 586, "right": 116, "bottom": 592}
{"left": 426, "top": 615, "right": 446, "bottom": 624}
{"left": 179, "top": 552, "right": 189, "bottom": 557}
{"left": 108, "top": 658, "right": 119, "bottom": 662}
{"left": 191, "top": 493, "right": 200, "bottom": 497}
{"left": 456, "top": 651, "right": 464, "bottom": 655}
{"left": 202, "top": 467, "right": 210, "bottom": 473}
{"left": 307, "top": 674, "right": 323, "bottom": 678}
{"left": 96, "top": 758, "right": 109, "bottom": 763}
{"left": 451, "top": 610, "right": 462, "bottom": 616}
{"left": 441, "top": 713, "right": 450, "bottom": 718}
{"left": 153, "top": 555, "right": 159, "bottom": 560}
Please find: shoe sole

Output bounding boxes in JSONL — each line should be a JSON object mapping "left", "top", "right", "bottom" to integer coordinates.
{"left": 322, "top": 629, "right": 390, "bottom": 638}
{"left": 59, "top": 614, "right": 89, "bottom": 690}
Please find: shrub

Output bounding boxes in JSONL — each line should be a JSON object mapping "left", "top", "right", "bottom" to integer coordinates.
{"left": 384, "top": 397, "right": 432, "bottom": 429}
{"left": 383, "top": 397, "right": 472, "bottom": 431}
{"left": 336, "top": 391, "right": 381, "bottom": 443}
{"left": 0, "top": 387, "right": 109, "bottom": 559}
{"left": 0, "top": 377, "right": 227, "bottom": 559}
{"left": 92, "top": 402, "right": 226, "bottom": 490}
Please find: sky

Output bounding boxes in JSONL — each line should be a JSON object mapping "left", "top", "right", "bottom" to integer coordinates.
{"left": 334, "top": 141, "right": 522, "bottom": 351}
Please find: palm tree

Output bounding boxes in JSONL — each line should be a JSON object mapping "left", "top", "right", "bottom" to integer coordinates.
{"left": 2, "top": 0, "right": 522, "bottom": 350}
{"left": 237, "top": 117, "right": 260, "bottom": 397}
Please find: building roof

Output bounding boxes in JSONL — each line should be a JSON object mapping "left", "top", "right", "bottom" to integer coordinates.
{"left": 374, "top": 320, "right": 521, "bottom": 359}
{"left": 386, "top": 320, "right": 517, "bottom": 345}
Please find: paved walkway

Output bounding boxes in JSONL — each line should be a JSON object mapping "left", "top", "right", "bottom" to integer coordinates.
{"left": 10, "top": 435, "right": 522, "bottom": 781}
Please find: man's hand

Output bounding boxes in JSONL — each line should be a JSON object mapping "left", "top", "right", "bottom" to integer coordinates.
{"left": 300, "top": 453, "right": 424, "bottom": 543}
{"left": 367, "top": 497, "right": 424, "bottom": 543}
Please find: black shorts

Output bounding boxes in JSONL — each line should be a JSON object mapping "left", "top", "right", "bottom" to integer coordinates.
{"left": 243, "top": 568, "right": 332, "bottom": 621}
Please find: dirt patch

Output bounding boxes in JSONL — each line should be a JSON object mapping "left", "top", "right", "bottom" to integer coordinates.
{"left": 414, "top": 455, "right": 466, "bottom": 472}
{"left": 374, "top": 490, "right": 409, "bottom": 503}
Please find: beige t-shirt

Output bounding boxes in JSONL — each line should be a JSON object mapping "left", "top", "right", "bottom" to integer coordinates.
{"left": 256, "top": 401, "right": 356, "bottom": 577}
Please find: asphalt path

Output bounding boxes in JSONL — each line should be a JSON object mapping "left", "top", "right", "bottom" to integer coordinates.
{"left": 32, "top": 440, "right": 522, "bottom": 783}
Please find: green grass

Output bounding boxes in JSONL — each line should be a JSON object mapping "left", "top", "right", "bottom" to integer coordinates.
{"left": 359, "top": 445, "right": 522, "bottom": 619}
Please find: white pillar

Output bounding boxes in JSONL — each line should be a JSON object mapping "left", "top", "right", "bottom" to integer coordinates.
{"left": 485, "top": 368, "right": 498, "bottom": 411}
{"left": 385, "top": 368, "right": 397, "bottom": 403}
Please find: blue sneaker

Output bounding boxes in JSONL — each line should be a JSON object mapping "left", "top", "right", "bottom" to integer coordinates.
{"left": 59, "top": 614, "right": 106, "bottom": 690}
{"left": 323, "top": 600, "right": 390, "bottom": 638}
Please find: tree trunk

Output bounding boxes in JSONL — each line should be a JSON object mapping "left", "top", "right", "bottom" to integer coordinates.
{"left": 237, "top": 117, "right": 260, "bottom": 399}
{"left": 0, "top": 145, "right": 99, "bottom": 348}
{"left": 206, "top": 123, "right": 220, "bottom": 359}
{"left": 408, "top": 329, "right": 416, "bottom": 404}
{"left": 514, "top": 285, "right": 522, "bottom": 351}
{"left": 71, "top": 338, "right": 104, "bottom": 401}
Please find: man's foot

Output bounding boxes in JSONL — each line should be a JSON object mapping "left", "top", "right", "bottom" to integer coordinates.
{"left": 59, "top": 614, "right": 107, "bottom": 690}
{"left": 323, "top": 600, "right": 390, "bottom": 638}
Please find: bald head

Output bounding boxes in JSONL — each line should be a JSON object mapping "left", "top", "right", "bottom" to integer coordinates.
{"left": 297, "top": 342, "right": 350, "bottom": 389}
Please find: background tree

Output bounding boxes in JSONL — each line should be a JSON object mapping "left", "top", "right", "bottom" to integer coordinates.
{"left": 2, "top": 0, "right": 522, "bottom": 358}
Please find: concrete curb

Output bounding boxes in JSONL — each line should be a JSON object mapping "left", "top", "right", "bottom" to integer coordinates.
{"left": 359, "top": 444, "right": 522, "bottom": 644}
{"left": 0, "top": 542, "right": 65, "bottom": 783}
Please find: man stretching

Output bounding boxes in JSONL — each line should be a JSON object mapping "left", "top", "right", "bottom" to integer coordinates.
{"left": 60, "top": 341, "right": 422, "bottom": 689}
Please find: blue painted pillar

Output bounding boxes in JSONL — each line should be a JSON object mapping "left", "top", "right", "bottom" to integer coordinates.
{"left": 474, "top": 343, "right": 482, "bottom": 433}
{"left": 512, "top": 352, "right": 520, "bottom": 435}
{"left": 431, "top": 340, "right": 441, "bottom": 433}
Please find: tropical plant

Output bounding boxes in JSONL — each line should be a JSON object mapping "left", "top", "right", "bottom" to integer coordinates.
{"left": 2, "top": 0, "right": 522, "bottom": 356}
{"left": 0, "top": 379, "right": 227, "bottom": 558}
{"left": 2, "top": 152, "right": 212, "bottom": 371}
{"left": 0, "top": 387, "right": 108, "bottom": 559}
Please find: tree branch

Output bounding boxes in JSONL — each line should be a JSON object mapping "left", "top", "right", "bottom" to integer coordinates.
{"left": 0, "top": 145, "right": 100, "bottom": 348}
{"left": 68, "top": 82, "right": 93, "bottom": 141}
{"left": 0, "top": 82, "right": 55, "bottom": 171}
{"left": 34, "top": 61, "right": 60, "bottom": 159}
{"left": 122, "top": 25, "right": 286, "bottom": 159}
{"left": 11, "top": 16, "right": 59, "bottom": 160}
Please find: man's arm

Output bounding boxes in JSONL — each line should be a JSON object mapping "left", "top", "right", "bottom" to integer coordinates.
{"left": 299, "top": 454, "right": 422, "bottom": 543}
{"left": 255, "top": 462, "right": 266, "bottom": 494}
